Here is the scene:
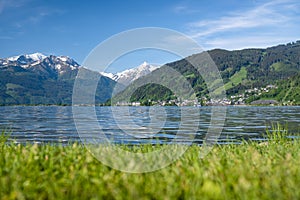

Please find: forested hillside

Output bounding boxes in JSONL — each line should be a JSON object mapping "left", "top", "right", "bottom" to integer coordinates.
{"left": 258, "top": 72, "right": 300, "bottom": 105}
{"left": 114, "top": 41, "right": 300, "bottom": 104}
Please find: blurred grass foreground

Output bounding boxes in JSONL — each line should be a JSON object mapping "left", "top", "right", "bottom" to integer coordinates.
{"left": 0, "top": 128, "right": 300, "bottom": 200}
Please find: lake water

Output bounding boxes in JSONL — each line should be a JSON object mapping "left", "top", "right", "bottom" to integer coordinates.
{"left": 0, "top": 106, "right": 299, "bottom": 145}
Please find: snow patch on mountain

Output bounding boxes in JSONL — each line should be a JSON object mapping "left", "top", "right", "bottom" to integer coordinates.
{"left": 26, "top": 53, "right": 47, "bottom": 61}
{"left": 7, "top": 56, "right": 19, "bottom": 62}
{"left": 100, "top": 72, "right": 117, "bottom": 80}
{"left": 101, "top": 61, "right": 159, "bottom": 86}
{"left": 7, "top": 53, "right": 47, "bottom": 62}
{"left": 2, "top": 53, "right": 80, "bottom": 76}
{"left": 57, "top": 56, "right": 68, "bottom": 62}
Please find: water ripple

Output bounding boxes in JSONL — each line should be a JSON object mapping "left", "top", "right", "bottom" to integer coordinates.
{"left": 0, "top": 106, "right": 299, "bottom": 144}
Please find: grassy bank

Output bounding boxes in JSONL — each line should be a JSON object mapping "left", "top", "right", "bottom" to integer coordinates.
{"left": 0, "top": 135, "right": 300, "bottom": 199}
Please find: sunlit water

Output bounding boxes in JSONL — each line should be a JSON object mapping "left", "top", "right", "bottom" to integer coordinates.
{"left": 0, "top": 106, "right": 299, "bottom": 145}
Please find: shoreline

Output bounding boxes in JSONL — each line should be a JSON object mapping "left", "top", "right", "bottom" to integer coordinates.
{"left": 1, "top": 104, "right": 300, "bottom": 107}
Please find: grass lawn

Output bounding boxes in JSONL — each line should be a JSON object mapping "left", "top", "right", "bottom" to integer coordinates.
{"left": 0, "top": 132, "right": 300, "bottom": 199}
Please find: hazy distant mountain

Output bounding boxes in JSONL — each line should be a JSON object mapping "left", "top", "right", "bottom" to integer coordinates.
{"left": 101, "top": 61, "right": 159, "bottom": 86}
{"left": 0, "top": 53, "right": 116, "bottom": 105}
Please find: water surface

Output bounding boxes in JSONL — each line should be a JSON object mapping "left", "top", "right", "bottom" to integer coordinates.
{"left": 0, "top": 106, "right": 299, "bottom": 144}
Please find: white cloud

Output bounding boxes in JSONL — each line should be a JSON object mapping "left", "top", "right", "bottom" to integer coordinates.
{"left": 12, "top": 8, "right": 65, "bottom": 28}
{"left": 173, "top": 5, "right": 187, "bottom": 13}
{"left": 202, "top": 35, "right": 300, "bottom": 50}
{"left": 190, "top": 0, "right": 296, "bottom": 38}
{"left": 187, "top": 0, "right": 300, "bottom": 49}
{"left": 0, "top": 0, "right": 31, "bottom": 14}
{"left": 172, "top": 3, "right": 198, "bottom": 14}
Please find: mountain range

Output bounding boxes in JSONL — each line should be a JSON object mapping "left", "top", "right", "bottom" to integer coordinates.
{"left": 0, "top": 54, "right": 158, "bottom": 105}
{"left": 112, "top": 41, "right": 300, "bottom": 105}
{"left": 1, "top": 40, "right": 300, "bottom": 105}
{"left": 0, "top": 53, "right": 116, "bottom": 105}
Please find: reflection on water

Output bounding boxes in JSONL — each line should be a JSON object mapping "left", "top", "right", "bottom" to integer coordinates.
{"left": 0, "top": 106, "right": 299, "bottom": 144}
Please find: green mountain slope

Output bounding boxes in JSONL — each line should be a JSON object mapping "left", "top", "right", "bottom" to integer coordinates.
{"left": 112, "top": 41, "right": 300, "bottom": 104}
{"left": 259, "top": 72, "right": 300, "bottom": 105}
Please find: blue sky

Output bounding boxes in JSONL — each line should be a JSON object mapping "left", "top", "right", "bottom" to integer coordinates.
{"left": 0, "top": 0, "right": 299, "bottom": 72}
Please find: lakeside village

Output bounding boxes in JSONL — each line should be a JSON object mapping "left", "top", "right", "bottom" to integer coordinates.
{"left": 115, "top": 85, "right": 281, "bottom": 106}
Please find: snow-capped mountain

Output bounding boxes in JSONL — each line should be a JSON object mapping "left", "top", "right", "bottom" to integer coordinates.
{"left": 1, "top": 54, "right": 159, "bottom": 84}
{"left": 101, "top": 61, "right": 159, "bottom": 86}
{"left": 0, "top": 53, "right": 80, "bottom": 77}
{"left": 7, "top": 52, "right": 47, "bottom": 62}
{"left": 0, "top": 53, "right": 116, "bottom": 105}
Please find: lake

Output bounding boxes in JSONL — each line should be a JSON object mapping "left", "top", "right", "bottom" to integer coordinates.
{"left": 0, "top": 106, "right": 299, "bottom": 145}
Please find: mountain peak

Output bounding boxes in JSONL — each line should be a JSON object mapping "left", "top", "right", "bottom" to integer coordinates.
{"left": 140, "top": 61, "right": 149, "bottom": 67}
{"left": 138, "top": 61, "right": 159, "bottom": 71}
{"left": 26, "top": 53, "right": 47, "bottom": 61}
{"left": 7, "top": 52, "right": 47, "bottom": 62}
{"left": 100, "top": 62, "right": 160, "bottom": 86}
